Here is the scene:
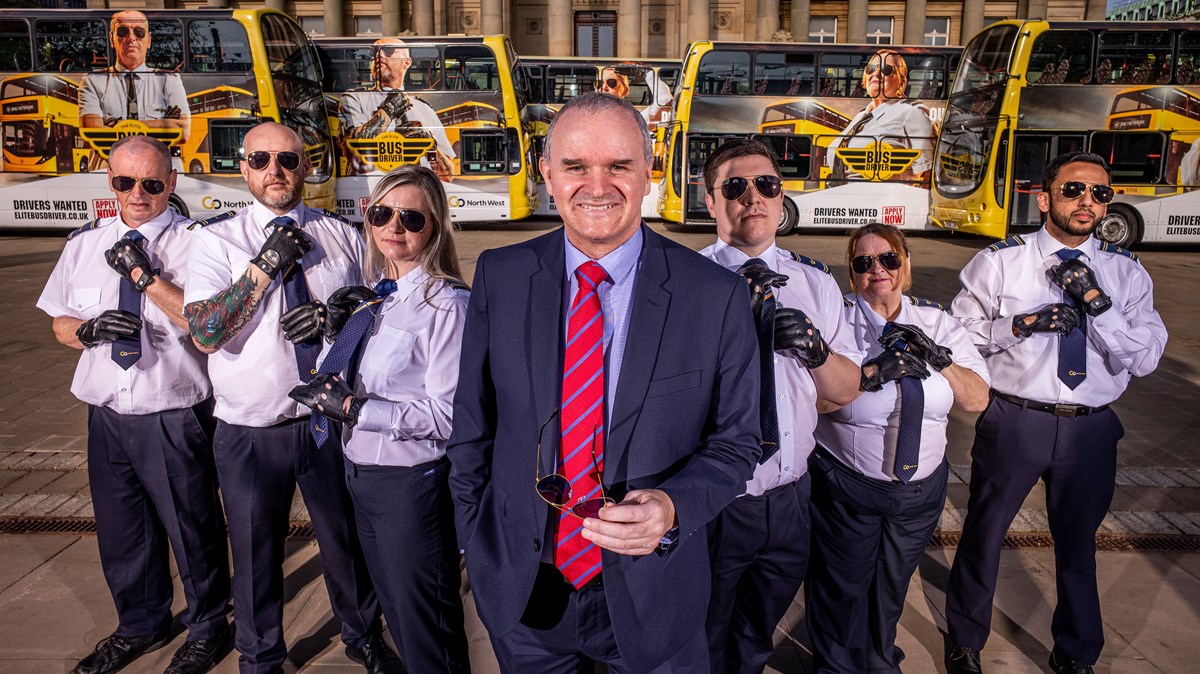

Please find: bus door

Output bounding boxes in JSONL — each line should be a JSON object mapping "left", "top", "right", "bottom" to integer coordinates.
{"left": 683, "top": 133, "right": 739, "bottom": 221}
{"left": 1009, "top": 133, "right": 1085, "bottom": 227}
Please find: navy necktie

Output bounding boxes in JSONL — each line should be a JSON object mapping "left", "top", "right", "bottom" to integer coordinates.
{"left": 112, "top": 230, "right": 144, "bottom": 370}
{"left": 308, "top": 278, "right": 395, "bottom": 447}
{"left": 740, "top": 257, "right": 780, "bottom": 463}
{"left": 124, "top": 72, "right": 138, "bottom": 120}
{"left": 275, "top": 216, "right": 320, "bottom": 383}
{"left": 885, "top": 322, "right": 923, "bottom": 483}
{"left": 1055, "top": 248, "right": 1088, "bottom": 390}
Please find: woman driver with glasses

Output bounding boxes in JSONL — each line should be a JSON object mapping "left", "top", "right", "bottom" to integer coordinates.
{"left": 288, "top": 165, "right": 472, "bottom": 674}
{"left": 805, "top": 222, "right": 991, "bottom": 673}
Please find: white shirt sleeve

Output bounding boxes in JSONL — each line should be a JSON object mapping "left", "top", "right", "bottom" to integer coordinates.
{"left": 1088, "top": 262, "right": 1167, "bottom": 378}
{"left": 950, "top": 251, "right": 1024, "bottom": 356}
{"left": 183, "top": 228, "right": 236, "bottom": 306}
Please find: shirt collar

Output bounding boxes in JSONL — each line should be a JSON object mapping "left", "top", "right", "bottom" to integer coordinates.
{"left": 115, "top": 208, "right": 173, "bottom": 244}
{"left": 708, "top": 238, "right": 778, "bottom": 272}
{"left": 392, "top": 265, "right": 430, "bottom": 303}
{"left": 563, "top": 224, "right": 643, "bottom": 285}
{"left": 114, "top": 63, "right": 153, "bottom": 74}
{"left": 252, "top": 202, "right": 304, "bottom": 233}
{"left": 1034, "top": 225, "right": 1097, "bottom": 262}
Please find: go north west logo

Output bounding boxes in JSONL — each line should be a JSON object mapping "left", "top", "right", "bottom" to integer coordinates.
{"left": 346, "top": 131, "right": 435, "bottom": 172}
{"left": 79, "top": 120, "right": 183, "bottom": 159}
{"left": 834, "top": 142, "right": 921, "bottom": 181}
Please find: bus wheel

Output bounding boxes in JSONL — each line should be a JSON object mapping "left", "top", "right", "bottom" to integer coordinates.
{"left": 189, "top": 160, "right": 203, "bottom": 174}
{"left": 167, "top": 195, "right": 190, "bottom": 219}
{"left": 777, "top": 197, "right": 798, "bottom": 236}
{"left": 79, "top": 156, "right": 88, "bottom": 173}
{"left": 1096, "top": 204, "right": 1142, "bottom": 249}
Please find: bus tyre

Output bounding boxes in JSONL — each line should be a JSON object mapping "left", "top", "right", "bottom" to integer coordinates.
{"left": 777, "top": 197, "right": 798, "bottom": 236}
{"left": 1096, "top": 204, "right": 1141, "bottom": 249}
{"left": 79, "top": 156, "right": 88, "bottom": 173}
{"left": 189, "top": 160, "right": 203, "bottom": 174}
{"left": 167, "top": 195, "right": 190, "bottom": 219}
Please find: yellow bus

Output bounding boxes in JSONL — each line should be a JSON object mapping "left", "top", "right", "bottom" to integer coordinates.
{"left": 661, "top": 41, "right": 958, "bottom": 234}
{"left": 0, "top": 8, "right": 333, "bottom": 229}
{"left": 316, "top": 35, "right": 535, "bottom": 225}
{"left": 932, "top": 20, "right": 1200, "bottom": 247}
{"left": 518, "top": 56, "right": 680, "bottom": 218}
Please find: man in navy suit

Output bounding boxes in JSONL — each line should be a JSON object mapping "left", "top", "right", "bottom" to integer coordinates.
{"left": 447, "top": 92, "right": 762, "bottom": 672}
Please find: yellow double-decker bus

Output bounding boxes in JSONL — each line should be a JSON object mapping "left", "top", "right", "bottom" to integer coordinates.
{"left": 661, "top": 41, "right": 958, "bottom": 234}
{"left": 518, "top": 56, "right": 680, "bottom": 218}
{"left": 316, "top": 35, "right": 535, "bottom": 225}
{"left": 0, "top": 8, "right": 332, "bottom": 229}
{"left": 932, "top": 20, "right": 1200, "bottom": 247}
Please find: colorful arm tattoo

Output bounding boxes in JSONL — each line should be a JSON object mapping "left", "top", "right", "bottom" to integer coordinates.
{"left": 185, "top": 271, "right": 264, "bottom": 351}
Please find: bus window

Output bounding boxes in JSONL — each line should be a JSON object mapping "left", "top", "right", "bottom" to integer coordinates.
{"left": 753, "top": 52, "right": 814, "bottom": 96}
{"left": 1097, "top": 31, "right": 1173, "bottom": 86}
{"left": 696, "top": 50, "right": 750, "bottom": 95}
{"left": 657, "top": 66, "right": 680, "bottom": 90}
{"left": 906, "top": 55, "right": 946, "bottom": 99}
{"left": 1176, "top": 32, "right": 1200, "bottom": 85}
{"left": 1090, "top": 131, "right": 1164, "bottom": 183}
{"left": 1028, "top": 30, "right": 1092, "bottom": 85}
{"left": 35, "top": 19, "right": 106, "bottom": 72}
{"left": 187, "top": 20, "right": 252, "bottom": 73}
{"left": 446, "top": 46, "right": 499, "bottom": 91}
{"left": 547, "top": 66, "right": 594, "bottom": 102}
{"left": 0, "top": 20, "right": 31, "bottom": 72}
{"left": 146, "top": 19, "right": 183, "bottom": 71}
{"left": 754, "top": 134, "right": 811, "bottom": 180}
{"left": 460, "top": 129, "right": 505, "bottom": 173}
{"left": 207, "top": 120, "right": 257, "bottom": 173}
{"left": 261, "top": 13, "right": 319, "bottom": 82}
{"left": 522, "top": 64, "right": 545, "bottom": 103}
{"left": 955, "top": 23, "right": 1017, "bottom": 93}
{"left": 817, "top": 54, "right": 864, "bottom": 97}
{"left": 406, "top": 47, "right": 441, "bottom": 91}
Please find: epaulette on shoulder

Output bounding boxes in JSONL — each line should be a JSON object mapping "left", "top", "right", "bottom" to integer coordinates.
{"left": 322, "top": 208, "right": 352, "bottom": 226}
{"left": 1098, "top": 241, "right": 1140, "bottom": 264}
{"left": 986, "top": 234, "right": 1026, "bottom": 252}
{"left": 188, "top": 210, "right": 236, "bottom": 231}
{"left": 909, "top": 295, "right": 945, "bottom": 311}
{"left": 66, "top": 218, "right": 102, "bottom": 241}
{"left": 447, "top": 278, "right": 470, "bottom": 292}
{"left": 842, "top": 296, "right": 854, "bottom": 307}
{"left": 781, "top": 249, "right": 832, "bottom": 275}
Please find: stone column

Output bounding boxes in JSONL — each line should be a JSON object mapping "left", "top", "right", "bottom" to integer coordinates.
{"left": 961, "top": 0, "right": 985, "bottom": 44}
{"left": 205, "top": 0, "right": 229, "bottom": 8}
{"left": 382, "top": 0, "right": 401, "bottom": 35}
{"left": 790, "top": 0, "right": 809, "bottom": 42}
{"left": 323, "top": 0, "right": 344, "bottom": 37}
{"left": 618, "top": 0, "right": 642, "bottom": 57}
{"left": 847, "top": 0, "right": 867, "bottom": 44}
{"left": 481, "top": 0, "right": 503, "bottom": 35}
{"left": 1084, "top": 0, "right": 1107, "bottom": 19}
{"left": 688, "top": 0, "right": 710, "bottom": 44}
{"left": 548, "top": 0, "right": 573, "bottom": 56}
{"left": 413, "top": 0, "right": 435, "bottom": 34}
{"left": 904, "top": 0, "right": 926, "bottom": 45}
{"left": 1027, "top": 0, "right": 1048, "bottom": 20}
{"left": 265, "top": 0, "right": 285, "bottom": 13}
{"left": 758, "top": 0, "right": 779, "bottom": 40}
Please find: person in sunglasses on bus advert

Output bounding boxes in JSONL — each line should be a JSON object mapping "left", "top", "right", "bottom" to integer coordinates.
{"left": 183, "top": 122, "right": 401, "bottom": 674}
{"left": 38, "top": 135, "right": 232, "bottom": 674}
{"left": 80, "top": 10, "right": 189, "bottom": 137}
{"left": 697, "top": 139, "right": 863, "bottom": 674}
{"left": 944, "top": 152, "right": 1167, "bottom": 674}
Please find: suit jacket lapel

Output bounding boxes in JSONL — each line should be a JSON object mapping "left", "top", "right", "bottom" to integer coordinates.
{"left": 530, "top": 232, "right": 565, "bottom": 472}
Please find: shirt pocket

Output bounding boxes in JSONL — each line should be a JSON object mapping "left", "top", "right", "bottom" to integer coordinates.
{"left": 371, "top": 325, "right": 418, "bottom": 378}
{"left": 69, "top": 287, "right": 102, "bottom": 314}
{"left": 318, "top": 263, "right": 356, "bottom": 296}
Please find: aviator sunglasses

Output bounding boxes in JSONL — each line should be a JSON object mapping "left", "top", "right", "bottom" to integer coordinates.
{"left": 111, "top": 175, "right": 166, "bottom": 195}
{"left": 377, "top": 45, "right": 406, "bottom": 57}
{"left": 534, "top": 409, "right": 615, "bottom": 519}
{"left": 115, "top": 25, "right": 147, "bottom": 40}
{"left": 244, "top": 150, "right": 301, "bottom": 172}
{"left": 715, "top": 174, "right": 783, "bottom": 201}
{"left": 596, "top": 78, "right": 621, "bottom": 90}
{"left": 364, "top": 204, "right": 427, "bottom": 232}
{"left": 851, "top": 251, "right": 903, "bottom": 274}
{"left": 864, "top": 62, "right": 897, "bottom": 77}
{"left": 1057, "top": 181, "right": 1115, "bottom": 204}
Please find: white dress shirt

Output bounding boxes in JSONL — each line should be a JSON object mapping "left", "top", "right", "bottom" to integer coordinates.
{"left": 827, "top": 99, "right": 937, "bottom": 175}
{"left": 700, "top": 240, "right": 864, "bottom": 496}
{"left": 816, "top": 295, "right": 990, "bottom": 482}
{"left": 80, "top": 64, "right": 191, "bottom": 125}
{"left": 343, "top": 268, "right": 468, "bottom": 467}
{"left": 950, "top": 227, "right": 1166, "bottom": 407}
{"left": 38, "top": 210, "right": 210, "bottom": 415}
{"left": 339, "top": 88, "right": 457, "bottom": 159}
{"left": 184, "top": 202, "right": 365, "bottom": 427}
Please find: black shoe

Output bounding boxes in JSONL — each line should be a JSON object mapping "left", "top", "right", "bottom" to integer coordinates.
{"left": 71, "top": 631, "right": 171, "bottom": 674}
{"left": 944, "top": 642, "right": 984, "bottom": 674}
{"left": 1049, "top": 651, "right": 1095, "bottom": 674}
{"left": 163, "top": 624, "right": 234, "bottom": 674}
{"left": 344, "top": 633, "right": 404, "bottom": 674}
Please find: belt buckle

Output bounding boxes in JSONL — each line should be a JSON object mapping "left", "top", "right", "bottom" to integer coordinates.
{"left": 1053, "top": 403, "right": 1079, "bottom": 418}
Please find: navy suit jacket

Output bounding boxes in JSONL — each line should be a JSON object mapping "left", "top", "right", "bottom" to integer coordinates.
{"left": 447, "top": 224, "right": 761, "bottom": 670}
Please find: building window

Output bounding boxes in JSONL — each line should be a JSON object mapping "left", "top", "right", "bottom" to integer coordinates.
{"left": 299, "top": 17, "right": 324, "bottom": 37}
{"left": 810, "top": 17, "right": 837, "bottom": 43}
{"left": 355, "top": 16, "right": 381, "bottom": 37}
{"left": 866, "top": 17, "right": 893, "bottom": 45}
{"left": 575, "top": 11, "right": 616, "bottom": 57}
{"left": 924, "top": 17, "right": 950, "bottom": 46}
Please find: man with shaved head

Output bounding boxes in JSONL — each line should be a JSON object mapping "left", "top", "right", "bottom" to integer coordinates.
{"left": 39, "top": 135, "right": 231, "bottom": 674}
{"left": 184, "top": 122, "right": 399, "bottom": 673}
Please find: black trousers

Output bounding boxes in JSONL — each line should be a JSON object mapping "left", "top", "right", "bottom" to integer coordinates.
{"left": 806, "top": 449, "right": 948, "bottom": 674}
{"left": 345, "top": 456, "right": 470, "bottom": 673}
{"left": 946, "top": 395, "right": 1122, "bottom": 664}
{"left": 87, "top": 401, "right": 229, "bottom": 641}
{"left": 490, "top": 564, "right": 710, "bottom": 674}
{"left": 706, "top": 476, "right": 812, "bottom": 674}
{"left": 214, "top": 418, "right": 380, "bottom": 674}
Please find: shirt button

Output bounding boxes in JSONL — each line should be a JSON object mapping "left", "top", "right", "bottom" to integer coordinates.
{"left": 784, "top": 466, "right": 791, "bottom": 471}
{"left": 778, "top": 394, "right": 785, "bottom": 400}
{"left": 783, "top": 431, "right": 791, "bottom": 437}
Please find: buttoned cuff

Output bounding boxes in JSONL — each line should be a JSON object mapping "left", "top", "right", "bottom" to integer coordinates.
{"left": 990, "top": 316, "right": 1024, "bottom": 350}
{"left": 355, "top": 399, "right": 389, "bottom": 434}
{"left": 1089, "top": 305, "right": 1128, "bottom": 335}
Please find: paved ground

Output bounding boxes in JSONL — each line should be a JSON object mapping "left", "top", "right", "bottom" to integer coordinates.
{"left": 1, "top": 221, "right": 1199, "bottom": 672}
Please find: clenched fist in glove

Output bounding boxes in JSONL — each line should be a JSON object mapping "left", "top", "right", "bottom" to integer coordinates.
{"left": 289, "top": 373, "right": 363, "bottom": 426}
{"left": 105, "top": 237, "right": 158, "bottom": 290}
{"left": 774, "top": 307, "right": 830, "bottom": 368}
{"left": 1048, "top": 258, "right": 1112, "bottom": 317}
{"left": 1013, "top": 303, "right": 1081, "bottom": 338}
{"left": 880, "top": 322, "right": 953, "bottom": 371}
{"left": 860, "top": 348, "right": 930, "bottom": 393}
{"left": 324, "top": 285, "right": 377, "bottom": 342}
{"left": 737, "top": 261, "right": 788, "bottom": 321}
{"left": 76, "top": 310, "right": 142, "bottom": 348}
{"left": 251, "top": 224, "right": 313, "bottom": 279}
{"left": 280, "top": 301, "right": 326, "bottom": 344}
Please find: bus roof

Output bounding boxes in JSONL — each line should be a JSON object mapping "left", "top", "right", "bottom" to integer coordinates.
{"left": 314, "top": 35, "right": 505, "bottom": 47}
{"left": 686, "top": 40, "right": 961, "bottom": 54}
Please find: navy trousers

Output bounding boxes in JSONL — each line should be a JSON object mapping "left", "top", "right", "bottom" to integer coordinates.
{"left": 490, "top": 564, "right": 710, "bottom": 674}
{"left": 87, "top": 401, "right": 229, "bottom": 641}
{"left": 946, "top": 395, "right": 1122, "bottom": 664}
{"left": 806, "top": 449, "right": 948, "bottom": 674}
{"left": 344, "top": 456, "right": 470, "bottom": 673}
{"left": 706, "top": 476, "right": 812, "bottom": 674}
{"left": 214, "top": 418, "right": 380, "bottom": 674}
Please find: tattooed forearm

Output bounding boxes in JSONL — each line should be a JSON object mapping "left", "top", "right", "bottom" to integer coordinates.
{"left": 185, "top": 271, "right": 266, "bottom": 351}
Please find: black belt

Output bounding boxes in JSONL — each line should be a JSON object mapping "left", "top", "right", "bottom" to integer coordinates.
{"left": 991, "top": 390, "right": 1108, "bottom": 418}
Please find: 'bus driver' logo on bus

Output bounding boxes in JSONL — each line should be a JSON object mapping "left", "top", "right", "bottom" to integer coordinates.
{"left": 834, "top": 141, "right": 921, "bottom": 181}
{"left": 345, "top": 131, "right": 436, "bottom": 172}
{"left": 79, "top": 120, "right": 184, "bottom": 159}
